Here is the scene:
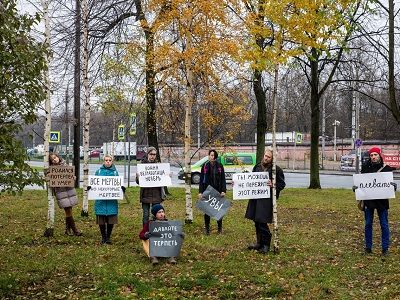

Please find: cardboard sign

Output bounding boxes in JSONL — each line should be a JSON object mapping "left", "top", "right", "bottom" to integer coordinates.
{"left": 196, "top": 185, "right": 231, "bottom": 221}
{"left": 47, "top": 165, "right": 75, "bottom": 187}
{"left": 149, "top": 220, "right": 183, "bottom": 258}
{"left": 353, "top": 172, "right": 396, "bottom": 200}
{"left": 232, "top": 172, "right": 270, "bottom": 200}
{"left": 88, "top": 175, "right": 124, "bottom": 200}
{"left": 137, "top": 163, "right": 172, "bottom": 187}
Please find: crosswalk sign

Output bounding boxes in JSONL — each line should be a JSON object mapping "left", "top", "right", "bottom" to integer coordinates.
{"left": 129, "top": 113, "right": 137, "bottom": 136}
{"left": 296, "top": 132, "right": 303, "bottom": 144}
{"left": 118, "top": 125, "right": 125, "bottom": 141}
{"left": 49, "top": 131, "right": 61, "bottom": 143}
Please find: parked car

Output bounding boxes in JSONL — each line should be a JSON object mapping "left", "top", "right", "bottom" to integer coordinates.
{"left": 89, "top": 149, "right": 102, "bottom": 158}
{"left": 178, "top": 152, "right": 256, "bottom": 184}
{"left": 340, "top": 150, "right": 369, "bottom": 171}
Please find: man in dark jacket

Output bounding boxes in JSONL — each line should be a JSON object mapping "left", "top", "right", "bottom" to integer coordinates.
{"left": 198, "top": 149, "right": 227, "bottom": 235}
{"left": 136, "top": 147, "right": 165, "bottom": 225}
{"left": 245, "top": 148, "right": 285, "bottom": 253}
{"left": 359, "top": 147, "right": 397, "bottom": 256}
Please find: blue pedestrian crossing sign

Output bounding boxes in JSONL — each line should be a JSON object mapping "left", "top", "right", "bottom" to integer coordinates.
{"left": 295, "top": 132, "right": 303, "bottom": 144}
{"left": 49, "top": 131, "right": 61, "bottom": 143}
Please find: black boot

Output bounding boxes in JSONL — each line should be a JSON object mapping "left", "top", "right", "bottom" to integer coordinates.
{"left": 258, "top": 231, "right": 272, "bottom": 254}
{"left": 248, "top": 232, "right": 261, "bottom": 250}
{"left": 217, "top": 219, "right": 223, "bottom": 234}
{"left": 106, "top": 224, "right": 114, "bottom": 244}
{"left": 204, "top": 215, "right": 210, "bottom": 235}
{"left": 99, "top": 224, "right": 107, "bottom": 244}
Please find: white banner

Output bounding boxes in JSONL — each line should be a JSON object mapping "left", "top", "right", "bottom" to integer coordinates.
{"left": 137, "top": 163, "right": 172, "bottom": 187}
{"left": 353, "top": 172, "right": 396, "bottom": 201}
{"left": 88, "top": 175, "right": 124, "bottom": 200}
{"left": 232, "top": 172, "right": 270, "bottom": 200}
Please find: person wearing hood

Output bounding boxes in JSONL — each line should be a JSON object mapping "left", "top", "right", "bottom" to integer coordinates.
{"left": 136, "top": 147, "right": 165, "bottom": 225}
{"left": 92, "top": 155, "right": 125, "bottom": 244}
{"left": 355, "top": 147, "right": 397, "bottom": 256}
{"left": 245, "top": 147, "right": 285, "bottom": 254}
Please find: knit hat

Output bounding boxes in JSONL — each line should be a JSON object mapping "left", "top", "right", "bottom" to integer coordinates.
{"left": 151, "top": 204, "right": 164, "bottom": 216}
{"left": 147, "top": 146, "right": 157, "bottom": 154}
{"left": 369, "top": 147, "right": 381, "bottom": 155}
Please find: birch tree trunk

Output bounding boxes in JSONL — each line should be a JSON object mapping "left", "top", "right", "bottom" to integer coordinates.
{"left": 271, "top": 64, "right": 279, "bottom": 253}
{"left": 184, "top": 9, "right": 193, "bottom": 223}
{"left": 42, "top": 0, "right": 55, "bottom": 237}
{"left": 81, "top": 0, "right": 90, "bottom": 217}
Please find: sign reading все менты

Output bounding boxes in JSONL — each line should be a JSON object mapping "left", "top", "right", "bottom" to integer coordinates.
{"left": 353, "top": 172, "right": 396, "bottom": 201}
{"left": 149, "top": 220, "right": 183, "bottom": 258}
{"left": 232, "top": 172, "right": 270, "bottom": 200}
{"left": 137, "top": 163, "right": 172, "bottom": 187}
{"left": 47, "top": 165, "right": 75, "bottom": 187}
{"left": 87, "top": 175, "right": 124, "bottom": 200}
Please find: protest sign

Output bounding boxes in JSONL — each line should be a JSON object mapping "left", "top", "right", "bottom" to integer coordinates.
{"left": 87, "top": 175, "right": 124, "bottom": 200}
{"left": 232, "top": 172, "right": 270, "bottom": 200}
{"left": 196, "top": 185, "right": 231, "bottom": 221}
{"left": 47, "top": 165, "right": 75, "bottom": 187}
{"left": 137, "top": 163, "right": 172, "bottom": 187}
{"left": 353, "top": 172, "right": 396, "bottom": 200}
{"left": 149, "top": 220, "right": 183, "bottom": 257}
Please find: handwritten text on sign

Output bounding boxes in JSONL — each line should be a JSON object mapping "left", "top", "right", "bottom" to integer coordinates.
{"left": 149, "top": 220, "right": 183, "bottom": 257}
{"left": 47, "top": 165, "right": 75, "bottom": 187}
{"left": 137, "top": 163, "right": 172, "bottom": 187}
{"left": 196, "top": 185, "right": 231, "bottom": 221}
{"left": 88, "top": 175, "right": 124, "bottom": 200}
{"left": 232, "top": 172, "right": 270, "bottom": 200}
{"left": 353, "top": 172, "right": 395, "bottom": 200}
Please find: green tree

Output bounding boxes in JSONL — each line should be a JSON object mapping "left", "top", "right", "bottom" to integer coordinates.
{"left": 0, "top": 0, "right": 47, "bottom": 193}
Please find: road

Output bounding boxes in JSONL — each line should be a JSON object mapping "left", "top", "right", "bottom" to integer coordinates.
{"left": 26, "top": 161, "right": 399, "bottom": 189}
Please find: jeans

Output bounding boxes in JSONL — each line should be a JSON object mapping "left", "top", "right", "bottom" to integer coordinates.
{"left": 364, "top": 207, "right": 390, "bottom": 251}
{"left": 142, "top": 203, "right": 156, "bottom": 225}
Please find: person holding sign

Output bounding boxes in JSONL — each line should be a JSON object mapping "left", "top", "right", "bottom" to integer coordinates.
{"left": 198, "top": 150, "right": 227, "bottom": 235}
{"left": 245, "top": 148, "right": 285, "bottom": 253}
{"left": 354, "top": 147, "right": 397, "bottom": 256}
{"left": 139, "top": 204, "right": 180, "bottom": 265}
{"left": 91, "top": 155, "right": 125, "bottom": 244}
{"left": 48, "top": 153, "right": 82, "bottom": 236}
{"left": 136, "top": 147, "right": 166, "bottom": 225}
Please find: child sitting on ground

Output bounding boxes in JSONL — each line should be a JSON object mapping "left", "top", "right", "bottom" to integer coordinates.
{"left": 139, "top": 204, "right": 177, "bottom": 265}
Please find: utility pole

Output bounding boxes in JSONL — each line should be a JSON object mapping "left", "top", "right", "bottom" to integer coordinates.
{"left": 321, "top": 97, "right": 326, "bottom": 169}
{"left": 333, "top": 120, "right": 340, "bottom": 161}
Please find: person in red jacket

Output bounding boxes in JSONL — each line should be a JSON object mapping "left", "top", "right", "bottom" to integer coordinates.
{"left": 139, "top": 204, "right": 177, "bottom": 265}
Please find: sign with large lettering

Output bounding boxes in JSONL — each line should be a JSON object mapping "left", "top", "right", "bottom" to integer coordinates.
{"left": 384, "top": 155, "right": 400, "bottom": 169}
{"left": 88, "top": 175, "right": 124, "bottom": 200}
{"left": 353, "top": 172, "right": 396, "bottom": 200}
{"left": 149, "top": 220, "right": 183, "bottom": 257}
{"left": 137, "top": 163, "right": 172, "bottom": 187}
{"left": 196, "top": 185, "right": 231, "bottom": 221}
{"left": 47, "top": 165, "right": 75, "bottom": 187}
{"left": 232, "top": 172, "right": 270, "bottom": 200}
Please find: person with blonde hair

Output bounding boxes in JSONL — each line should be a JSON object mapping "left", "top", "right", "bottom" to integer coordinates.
{"left": 245, "top": 148, "right": 285, "bottom": 253}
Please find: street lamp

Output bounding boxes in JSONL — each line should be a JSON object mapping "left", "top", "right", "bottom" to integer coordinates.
{"left": 333, "top": 120, "right": 341, "bottom": 161}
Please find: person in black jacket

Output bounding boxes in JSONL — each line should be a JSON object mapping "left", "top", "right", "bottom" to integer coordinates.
{"left": 245, "top": 148, "right": 285, "bottom": 253}
{"left": 358, "top": 147, "right": 397, "bottom": 256}
{"left": 198, "top": 150, "right": 227, "bottom": 235}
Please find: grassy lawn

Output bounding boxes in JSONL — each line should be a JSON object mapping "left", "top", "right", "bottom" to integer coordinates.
{"left": 1, "top": 188, "right": 399, "bottom": 299}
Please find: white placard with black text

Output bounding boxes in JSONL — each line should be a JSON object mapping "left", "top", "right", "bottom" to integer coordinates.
{"left": 137, "top": 163, "right": 172, "bottom": 187}
{"left": 88, "top": 175, "right": 124, "bottom": 200}
{"left": 353, "top": 172, "right": 395, "bottom": 201}
{"left": 232, "top": 172, "right": 270, "bottom": 200}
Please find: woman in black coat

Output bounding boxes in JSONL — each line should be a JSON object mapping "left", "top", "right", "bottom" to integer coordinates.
{"left": 245, "top": 148, "right": 285, "bottom": 253}
{"left": 198, "top": 149, "right": 227, "bottom": 235}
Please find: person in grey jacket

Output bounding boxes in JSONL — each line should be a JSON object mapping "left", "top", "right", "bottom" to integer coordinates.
{"left": 49, "top": 153, "right": 82, "bottom": 236}
{"left": 136, "top": 147, "right": 165, "bottom": 225}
